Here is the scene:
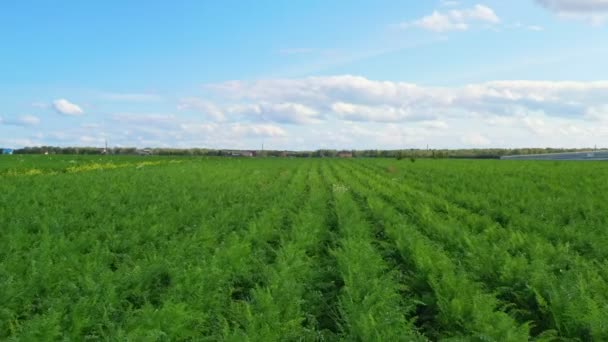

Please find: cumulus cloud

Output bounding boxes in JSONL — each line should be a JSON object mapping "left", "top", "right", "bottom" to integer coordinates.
{"left": 229, "top": 102, "right": 321, "bottom": 124}
{"left": 330, "top": 102, "right": 431, "bottom": 122}
{"left": 101, "top": 115, "right": 287, "bottom": 148}
{"left": 52, "top": 99, "right": 84, "bottom": 115}
{"left": 178, "top": 98, "right": 320, "bottom": 124}
{"left": 9, "top": 75, "right": 608, "bottom": 149}
{"left": 206, "top": 75, "right": 449, "bottom": 109}
{"left": 167, "top": 75, "right": 607, "bottom": 148}
{"left": 400, "top": 4, "right": 500, "bottom": 32}
{"left": 204, "top": 76, "right": 608, "bottom": 124}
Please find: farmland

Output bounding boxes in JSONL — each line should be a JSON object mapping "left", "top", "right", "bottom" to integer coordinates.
{"left": 1, "top": 156, "right": 607, "bottom": 341}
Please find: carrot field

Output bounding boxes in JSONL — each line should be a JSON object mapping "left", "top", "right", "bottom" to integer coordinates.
{"left": 1, "top": 156, "right": 607, "bottom": 341}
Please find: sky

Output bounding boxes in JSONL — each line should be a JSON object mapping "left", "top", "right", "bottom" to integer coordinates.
{"left": 1, "top": 0, "right": 608, "bottom": 150}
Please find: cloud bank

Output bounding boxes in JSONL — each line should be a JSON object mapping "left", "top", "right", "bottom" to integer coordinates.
{"left": 140, "top": 75, "right": 608, "bottom": 149}
{"left": 201, "top": 76, "right": 608, "bottom": 124}
{"left": 6, "top": 76, "right": 608, "bottom": 150}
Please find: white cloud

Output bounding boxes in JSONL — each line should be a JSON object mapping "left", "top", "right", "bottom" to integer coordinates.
{"left": 111, "top": 113, "right": 176, "bottom": 125}
{"left": 81, "top": 123, "right": 102, "bottom": 129}
{"left": 260, "top": 103, "right": 320, "bottom": 124}
{"left": 205, "top": 76, "right": 608, "bottom": 123}
{"left": 101, "top": 118, "right": 287, "bottom": 148}
{"left": 0, "top": 137, "right": 43, "bottom": 148}
{"left": 536, "top": 0, "right": 608, "bottom": 12}
{"left": 536, "top": 0, "right": 608, "bottom": 25}
{"left": 527, "top": 25, "right": 545, "bottom": 31}
{"left": 510, "top": 22, "right": 545, "bottom": 31}
{"left": 586, "top": 105, "right": 608, "bottom": 120}
{"left": 461, "top": 133, "right": 491, "bottom": 146}
{"left": 440, "top": 0, "right": 461, "bottom": 7}
{"left": 178, "top": 98, "right": 225, "bottom": 121}
{"left": 330, "top": 102, "right": 431, "bottom": 122}
{"left": 401, "top": 4, "right": 500, "bottom": 32}
{"left": 79, "top": 135, "right": 103, "bottom": 144}
{"left": 230, "top": 123, "right": 287, "bottom": 138}
{"left": 192, "top": 75, "right": 608, "bottom": 148}
{"left": 206, "top": 75, "right": 447, "bottom": 108}
{"left": 0, "top": 115, "right": 40, "bottom": 126}
{"left": 52, "top": 99, "right": 84, "bottom": 115}
{"left": 521, "top": 116, "right": 548, "bottom": 135}
{"left": 420, "top": 120, "right": 449, "bottom": 129}
{"left": 8, "top": 75, "right": 608, "bottom": 149}
{"left": 17, "top": 115, "right": 41, "bottom": 126}
{"left": 178, "top": 99, "right": 320, "bottom": 124}
{"left": 229, "top": 102, "right": 321, "bottom": 124}
{"left": 179, "top": 123, "right": 218, "bottom": 134}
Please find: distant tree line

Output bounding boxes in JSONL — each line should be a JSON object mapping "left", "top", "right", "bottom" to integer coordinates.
{"left": 10, "top": 146, "right": 600, "bottom": 158}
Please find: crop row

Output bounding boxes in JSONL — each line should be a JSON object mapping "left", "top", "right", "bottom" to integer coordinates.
{"left": 337, "top": 159, "right": 608, "bottom": 340}
{"left": 1, "top": 159, "right": 304, "bottom": 339}
{"left": 2, "top": 157, "right": 607, "bottom": 340}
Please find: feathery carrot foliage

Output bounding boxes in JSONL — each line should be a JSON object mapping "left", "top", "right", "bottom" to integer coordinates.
{"left": 1, "top": 155, "right": 607, "bottom": 340}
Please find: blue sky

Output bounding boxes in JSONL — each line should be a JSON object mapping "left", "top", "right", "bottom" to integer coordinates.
{"left": 2, "top": 0, "right": 608, "bottom": 150}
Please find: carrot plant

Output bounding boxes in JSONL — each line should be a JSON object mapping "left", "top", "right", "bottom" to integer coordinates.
{"left": 1, "top": 156, "right": 607, "bottom": 340}
{"left": 349, "top": 159, "right": 608, "bottom": 339}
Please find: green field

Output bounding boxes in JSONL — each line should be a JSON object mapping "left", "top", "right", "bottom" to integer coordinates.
{"left": 1, "top": 156, "right": 607, "bottom": 341}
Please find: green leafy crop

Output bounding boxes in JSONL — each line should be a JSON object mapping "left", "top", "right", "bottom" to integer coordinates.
{"left": 1, "top": 156, "right": 606, "bottom": 340}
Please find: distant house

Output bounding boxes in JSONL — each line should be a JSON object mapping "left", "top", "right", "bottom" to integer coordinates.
{"left": 2, "top": 148, "right": 13, "bottom": 155}
{"left": 337, "top": 151, "right": 353, "bottom": 158}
